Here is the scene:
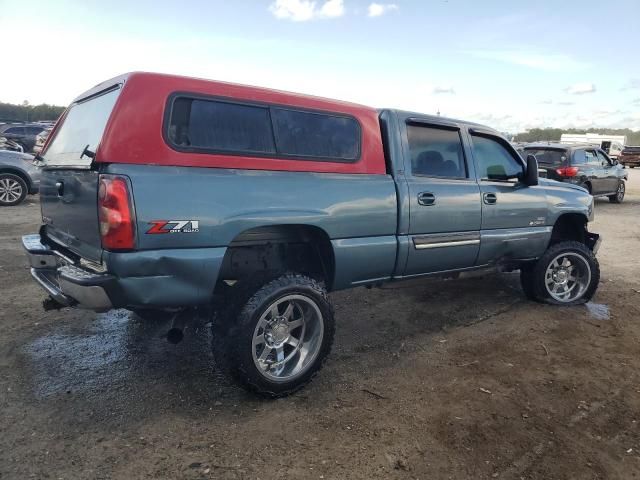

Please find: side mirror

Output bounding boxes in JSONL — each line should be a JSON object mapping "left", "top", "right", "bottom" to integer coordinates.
{"left": 525, "top": 154, "right": 539, "bottom": 186}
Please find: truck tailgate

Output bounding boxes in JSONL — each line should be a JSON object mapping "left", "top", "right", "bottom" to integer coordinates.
{"left": 40, "top": 168, "right": 102, "bottom": 262}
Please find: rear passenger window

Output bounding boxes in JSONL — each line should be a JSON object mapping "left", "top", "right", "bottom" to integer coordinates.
{"left": 167, "top": 96, "right": 360, "bottom": 162}
{"left": 407, "top": 125, "right": 468, "bottom": 178}
{"left": 169, "top": 98, "right": 276, "bottom": 154}
{"left": 272, "top": 108, "right": 359, "bottom": 160}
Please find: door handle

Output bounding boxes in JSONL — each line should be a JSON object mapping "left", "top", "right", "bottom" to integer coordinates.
{"left": 55, "top": 181, "right": 64, "bottom": 197}
{"left": 417, "top": 192, "right": 436, "bottom": 206}
{"left": 483, "top": 192, "right": 497, "bottom": 205}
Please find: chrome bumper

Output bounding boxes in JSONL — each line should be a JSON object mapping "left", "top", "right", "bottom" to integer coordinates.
{"left": 23, "top": 234, "right": 114, "bottom": 311}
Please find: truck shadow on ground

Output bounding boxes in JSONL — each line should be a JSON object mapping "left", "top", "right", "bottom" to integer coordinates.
{"left": 22, "top": 273, "right": 522, "bottom": 402}
{"left": 19, "top": 271, "right": 573, "bottom": 423}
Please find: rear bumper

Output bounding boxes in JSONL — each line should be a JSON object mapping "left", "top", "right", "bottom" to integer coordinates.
{"left": 23, "top": 233, "right": 226, "bottom": 312}
{"left": 23, "top": 234, "right": 115, "bottom": 311}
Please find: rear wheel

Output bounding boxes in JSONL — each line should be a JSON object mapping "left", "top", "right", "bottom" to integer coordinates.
{"left": 0, "top": 173, "right": 27, "bottom": 206}
{"left": 608, "top": 181, "right": 625, "bottom": 203}
{"left": 530, "top": 241, "right": 599, "bottom": 305}
{"left": 212, "top": 274, "right": 334, "bottom": 398}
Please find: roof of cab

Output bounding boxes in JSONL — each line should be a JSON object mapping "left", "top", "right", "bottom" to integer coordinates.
{"left": 388, "top": 109, "right": 502, "bottom": 135}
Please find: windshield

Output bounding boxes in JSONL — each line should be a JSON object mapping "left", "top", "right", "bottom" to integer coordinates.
{"left": 524, "top": 148, "right": 567, "bottom": 166}
{"left": 42, "top": 87, "right": 120, "bottom": 166}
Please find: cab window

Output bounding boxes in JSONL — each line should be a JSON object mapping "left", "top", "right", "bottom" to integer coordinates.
{"left": 471, "top": 134, "right": 523, "bottom": 180}
{"left": 406, "top": 124, "right": 468, "bottom": 178}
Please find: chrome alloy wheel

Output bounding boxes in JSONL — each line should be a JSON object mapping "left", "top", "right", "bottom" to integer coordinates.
{"left": 0, "top": 177, "right": 23, "bottom": 203}
{"left": 544, "top": 252, "right": 592, "bottom": 303}
{"left": 252, "top": 294, "right": 324, "bottom": 382}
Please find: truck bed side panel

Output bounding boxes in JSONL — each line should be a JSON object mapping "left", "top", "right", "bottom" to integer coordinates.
{"left": 105, "top": 164, "right": 399, "bottom": 289}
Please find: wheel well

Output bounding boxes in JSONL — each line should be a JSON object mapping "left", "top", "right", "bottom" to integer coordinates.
{"left": 550, "top": 214, "right": 587, "bottom": 246}
{"left": 0, "top": 168, "right": 31, "bottom": 190}
{"left": 217, "top": 225, "right": 335, "bottom": 291}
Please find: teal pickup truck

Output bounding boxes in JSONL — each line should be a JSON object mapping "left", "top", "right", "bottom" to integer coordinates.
{"left": 23, "top": 72, "right": 600, "bottom": 397}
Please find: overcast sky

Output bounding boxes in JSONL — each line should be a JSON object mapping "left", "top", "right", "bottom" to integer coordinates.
{"left": 1, "top": 0, "right": 639, "bottom": 132}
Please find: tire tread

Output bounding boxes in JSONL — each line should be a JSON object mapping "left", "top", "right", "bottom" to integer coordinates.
{"left": 212, "top": 273, "right": 335, "bottom": 398}
{"left": 532, "top": 241, "right": 600, "bottom": 305}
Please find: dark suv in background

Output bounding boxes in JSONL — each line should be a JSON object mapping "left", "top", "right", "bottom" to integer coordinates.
{"left": 0, "top": 124, "right": 47, "bottom": 153}
{"left": 523, "top": 143, "right": 628, "bottom": 203}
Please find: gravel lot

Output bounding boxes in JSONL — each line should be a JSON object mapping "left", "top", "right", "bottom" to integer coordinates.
{"left": 1, "top": 170, "right": 639, "bottom": 480}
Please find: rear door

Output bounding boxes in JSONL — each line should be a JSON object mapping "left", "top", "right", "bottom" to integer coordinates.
{"left": 40, "top": 86, "right": 122, "bottom": 262}
{"left": 399, "top": 119, "right": 482, "bottom": 276}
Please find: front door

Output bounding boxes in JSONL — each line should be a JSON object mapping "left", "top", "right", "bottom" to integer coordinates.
{"left": 401, "top": 121, "right": 482, "bottom": 276}
{"left": 596, "top": 150, "right": 618, "bottom": 193}
{"left": 584, "top": 149, "right": 606, "bottom": 194}
{"left": 467, "top": 131, "right": 549, "bottom": 264}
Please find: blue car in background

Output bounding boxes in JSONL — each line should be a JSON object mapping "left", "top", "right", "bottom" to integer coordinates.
{"left": 0, "top": 150, "right": 40, "bottom": 206}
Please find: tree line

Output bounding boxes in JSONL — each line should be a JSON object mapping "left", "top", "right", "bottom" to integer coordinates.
{"left": 0, "top": 102, "right": 65, "bottom": 123}
{"left": 514, "top": 127, "right": 640, "bottom": 145}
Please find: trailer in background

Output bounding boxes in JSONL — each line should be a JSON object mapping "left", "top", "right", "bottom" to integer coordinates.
{"left": 560, "top": 133, "right": 627, "bottom": 159}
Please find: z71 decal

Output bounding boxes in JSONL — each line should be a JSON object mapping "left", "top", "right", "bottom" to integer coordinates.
{"left": 146, "top": 220, "right": 200, "bottom": 234}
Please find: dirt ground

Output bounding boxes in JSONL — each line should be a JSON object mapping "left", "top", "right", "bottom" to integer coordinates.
{"left": 1, "top": 171, "right": 640, "bottom": 480}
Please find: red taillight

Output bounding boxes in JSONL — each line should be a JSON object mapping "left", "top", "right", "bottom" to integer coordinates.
{"left": 555, "top": 166, "right": 579, "bottom": 177}
{"left": 98, "top": 175, "right": 135, "bottom": 250}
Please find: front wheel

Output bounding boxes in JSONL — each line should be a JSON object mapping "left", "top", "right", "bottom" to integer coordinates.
{"left": 609, "top": 181, "right": 625, "bottom": 203}
{"left": 0, "top": 173, "right": 28, "bottom": 206}
{"left": 212, "top": 274, "right": 335, "bottom": 398}
{"left": 527, "top": 241, "right": 600, "bottom": 305}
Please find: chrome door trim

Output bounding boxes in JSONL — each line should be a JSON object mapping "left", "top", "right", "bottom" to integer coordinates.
{"left": 412, "top": 231, "right": 480, "bottom": 250}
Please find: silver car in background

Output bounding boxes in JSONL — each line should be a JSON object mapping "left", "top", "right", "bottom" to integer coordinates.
{"left": 0, "top": 150, "right": 41, "bottom": 206}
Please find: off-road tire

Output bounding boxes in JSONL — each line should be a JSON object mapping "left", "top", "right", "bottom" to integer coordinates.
{"left": 608, "top": 180, "right": 625, "bottom": 203}
{"left": 530, "top": 241, "right": 600, "bottom": 305}
{"left": 212, "top": 274, "right": 335, "bottom": 398}
{"left": 0, "top": 173, "right": 28, "bottom": 206}
{"left": 519, "top": 263, "right": 541, "bottom": 302}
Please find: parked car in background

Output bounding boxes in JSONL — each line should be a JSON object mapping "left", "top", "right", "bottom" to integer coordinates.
{"left": 0, "top": 136, "right": 25, "bottom": 152}
{"left": 32, "top": 128, "right": 52, "bottom": 154}
{"left": 619, "top": 146, "right": 640, "bottom": 168}
{"left": 0, "top": 150, "right": 40, "bottom": 206}
{"left": 523, "top": 143, "right": 628, "bottom": 203}
{"left": 0, "top": 124, "right": 47, "bottom": 153}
